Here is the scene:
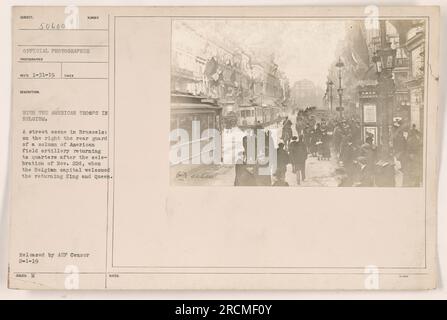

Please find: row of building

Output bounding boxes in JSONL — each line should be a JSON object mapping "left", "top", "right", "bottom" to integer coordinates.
{"left": 325, "top": 19, "right": 426, "bottom": 146}
{"left": 171, "top": 21, "right": 290, "bottom": 118}
{"left": 290, "top": 79, "right": 325, "bottom": 110}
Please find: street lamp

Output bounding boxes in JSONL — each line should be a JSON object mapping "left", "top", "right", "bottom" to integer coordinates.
{"left": 372, "top": 42, "right": 397, "bottom": 157}
{"left": 372, "top": 43, "right": 396, "bottom": 78}
{"left": 335, "top": 57, "right": 345, "bottom": 118}
{"left": 326, "top": 79, "right": 334, "bottom": 112}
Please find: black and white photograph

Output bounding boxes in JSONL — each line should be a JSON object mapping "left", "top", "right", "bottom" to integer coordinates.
{"left": 2, "top": 3, "right": 443, "bottom": 295}
{"left": 170, "top": 18, "right": 426, "bottom": 187}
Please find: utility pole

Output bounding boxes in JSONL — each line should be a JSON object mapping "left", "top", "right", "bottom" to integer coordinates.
{"left": 336, "top": 57, "right": 345, "bottom": 118}
{"left": 377, "top": 20, "right": 396, "bottom": 158}
{"left": 329, "top": 80, "right": 334, "bottom": 112}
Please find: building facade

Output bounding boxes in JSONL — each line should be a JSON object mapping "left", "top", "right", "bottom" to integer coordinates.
{"left": 290, "top": 79, "right": 319, "bottom": 109}
{"left": 405, "top": 23, "right": 425, "bottom": 132}
{"left": 171, "top": 21, "right": 289, "bottom": 119}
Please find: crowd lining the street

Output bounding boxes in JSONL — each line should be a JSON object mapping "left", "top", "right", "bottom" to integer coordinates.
{"left": 236, "top": 107, "right": 423, "bottom": 187}
{"left": 273, "top": 107, "right": 423, "bottom": 187}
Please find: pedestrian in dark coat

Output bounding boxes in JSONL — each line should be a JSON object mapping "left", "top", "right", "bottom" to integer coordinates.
{"left": 340, "top": 138, "right": 356, "bottom": 184}
{"left": 359, "top": 136, "right": 377, "bottom": 182}
{"left": 288, "top": 136, "right": 299, "bottom": 173}
{"left": 273, "top": 177, "right": 289, "bottom": 186}
{"left": 321, "top": 131, "right": 331, "bottom": 160}
{"left": 289, "top": 135, "right": 307, "bottom": 184}
{"left": 275, "top": 142, "right": 289, "bottom": 182}
{"left": 356, "top": 156, "right": 374, "bottom": 187}
{"left": 234, "top": 163, "right": 257, "bottom": 186}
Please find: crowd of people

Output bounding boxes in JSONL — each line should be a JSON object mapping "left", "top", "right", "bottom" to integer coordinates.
{"left": 275, "top": 109, "right": 335, "bottom": 185}
{"left": 273, "top": 108, "right": 423, "bottom": 187}
{"left": 333, "top": 118, "right": 423, "bottom": 187}
{"left": 234, "top": 107, "right": 423, "bottom": 187}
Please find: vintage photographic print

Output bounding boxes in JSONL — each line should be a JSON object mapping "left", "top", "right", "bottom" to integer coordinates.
{"left": 8, "top": 6, "right": 439, "bottom": 291}
{"left": 170, "top": 18, "right": 426, "bottom": 187}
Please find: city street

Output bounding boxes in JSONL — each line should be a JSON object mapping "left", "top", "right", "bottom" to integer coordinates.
{"left": 285, "top": 156, "right": 339, "bottom": 187}
{"left": 171, "top": 148, "right": 340, "bottom": 187}
{"left": 170, "top": 18, "right": 425, "bottom": 188}
{"left": 171, "top": 116, "right": 340, "bottom": 187}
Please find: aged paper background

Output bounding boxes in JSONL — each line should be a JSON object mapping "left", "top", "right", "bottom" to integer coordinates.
{"left": 3, "top": 4, "right": 441, "bottom": 291}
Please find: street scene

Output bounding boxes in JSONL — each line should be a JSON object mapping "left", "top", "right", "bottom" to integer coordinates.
{"left": 170, "top": 18, "right": 426, "bottom": 187}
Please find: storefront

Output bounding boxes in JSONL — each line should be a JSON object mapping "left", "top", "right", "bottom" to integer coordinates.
{"left": 359, "top": 85, "right": 379, "bottom": 145}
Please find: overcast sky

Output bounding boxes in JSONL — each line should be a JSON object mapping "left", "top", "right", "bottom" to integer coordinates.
{"left": 178, "top": 19, "right": 347, "bottom": 88}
